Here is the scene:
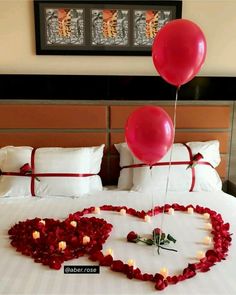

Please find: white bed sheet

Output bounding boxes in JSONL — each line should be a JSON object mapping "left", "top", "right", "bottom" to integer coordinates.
{"left": 0, "top": 189, "right": 236, "bottom": 295}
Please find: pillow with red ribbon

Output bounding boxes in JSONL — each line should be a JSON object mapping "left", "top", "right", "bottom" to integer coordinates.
{"left": 115, "top": 141, "right": 222, "bottom": 192}
{"left": 0, "top": 145, "right": 104, "bottom": 197}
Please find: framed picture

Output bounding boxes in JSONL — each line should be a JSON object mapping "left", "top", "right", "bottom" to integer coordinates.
{"left": 34, "top": 0, "right": 182, "bottom": 55}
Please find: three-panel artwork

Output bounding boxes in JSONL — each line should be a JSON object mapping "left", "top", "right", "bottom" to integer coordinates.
{"left": 34, "top": 0, "right": 182, "bottom": 55}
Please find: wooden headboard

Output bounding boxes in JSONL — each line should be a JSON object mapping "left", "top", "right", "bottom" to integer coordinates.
{"left": 0, "top": 101, "right": 232, "bottom": 187}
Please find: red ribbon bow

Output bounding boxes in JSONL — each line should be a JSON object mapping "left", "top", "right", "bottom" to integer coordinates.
{"left": 20, "top": 163, "right": 32, "bottom": 175}
{"left": 187, "top": 153, "right": 204, "bottom": 169}
{"left": 20, "top": 163, "right": 40, "bottom": 181}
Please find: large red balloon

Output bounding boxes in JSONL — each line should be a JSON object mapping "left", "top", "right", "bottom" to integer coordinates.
{"left": 125, "top": 106, "right": 174, "bottom": 166}
{"left": 152, "top": 19, "right": 207, "bottom": 87}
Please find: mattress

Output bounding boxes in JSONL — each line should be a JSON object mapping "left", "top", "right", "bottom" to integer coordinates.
{"left": 0, "top": 189, "right": 235, "bottom": 295}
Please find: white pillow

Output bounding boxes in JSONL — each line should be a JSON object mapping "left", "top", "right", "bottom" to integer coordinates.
{"left": 114, "top": 143, "right": 134, "bottom": 190}
{"left": 115, "top": 141, "right": 222, "bottom": 192}
{"left": 0, "top": 145, "right": 104, "bottom": 197}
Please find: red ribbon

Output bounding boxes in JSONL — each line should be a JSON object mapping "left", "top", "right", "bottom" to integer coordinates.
{"left": 183, "top": 143, "right": 195, "bottom": 192}
{"left": 0, "top": 148, "right": 96, "bottom": 197}
{"left": 121, "top": 143, "right": 214, "bottom": 192}
{"left": 31, "top": 148, "right": 36, "bottom": 196}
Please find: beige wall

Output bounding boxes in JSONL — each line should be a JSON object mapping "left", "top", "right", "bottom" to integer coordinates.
{"left": 0, "top": 0, "right": 236, "bottom": 75}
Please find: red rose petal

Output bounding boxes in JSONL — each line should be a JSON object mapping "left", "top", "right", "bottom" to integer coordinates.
{"left": 155, "top": 279, "right": 168, "bottom": 290}
{"left": 100, "top": 255, "right": 113, "bottom": 266}
{"left": 111, "top": 260, "right": 124, "bottom": 272}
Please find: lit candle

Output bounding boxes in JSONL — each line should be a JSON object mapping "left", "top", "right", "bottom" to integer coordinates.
{"left": 196, "top": 251, "right": 205, "bottom": 260}
{"left": 144, "top": 215, "right": 151, "bottom": 222}
{"left": 105, "top": 248, "right": 113, "bottom": 256}
{"left": 203, "top": 213, "right": 210, "bottom": 220}
{"left": 187, "top": 207, "right": 194, "bottom": 214}
{"left": 203, "top": 236, "right": 212, "bottom": 245}
{"left": 70, "top": 221, "right": 77, "bottom": 227}
{"left": 127, "top": 259, "right": 135, "bottom": 267}
{"left": 205, "top": 223, "right": 212, "bottom": 230}
{"left": 168, "top": 208, "right": 174, "bottom": 215}
{"left": 39, "top": 219, "right": 45, "bottom": 225}
{"left": 94, "top": 207, "right": 101, "bottom": 214}
{"left": 159, "top": 267, "right": 168, "bottom": 279}
{"left": 82, "top": 236, "right": 90, "bottom": 245}
{"left": 32, "top": 231, "right": 40, "bottom": 239}
{"left": 120, "top": 208, "right": 126, "bottom": 215}
{"left": 58, "top": 241, "right": 67, "bottom": 251}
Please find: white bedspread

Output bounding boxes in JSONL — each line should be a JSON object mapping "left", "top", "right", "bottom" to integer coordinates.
{"left": 0, "top": 189, "right": 235, "bottom": 295}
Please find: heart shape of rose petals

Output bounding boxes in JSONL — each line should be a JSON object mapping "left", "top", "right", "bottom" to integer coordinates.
{"left": 8, "top": 210, "right": 112, "bottom": 270}
{"left": 89, "top": 204, "right": 232, "bottom": 291}
{"left": 8, "top": 204, "right": 232, "bottom": 291}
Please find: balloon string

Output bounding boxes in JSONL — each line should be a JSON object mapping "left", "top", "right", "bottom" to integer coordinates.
{"left": 157, "top": 86, "right": 180, "bottom": 252}
{"left": 150, "top": 167, "right": 157, "bottom": 254}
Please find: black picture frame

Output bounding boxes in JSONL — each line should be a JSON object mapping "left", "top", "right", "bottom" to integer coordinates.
{"left": 34, "top": 0, "right": 182, "bottom": 55}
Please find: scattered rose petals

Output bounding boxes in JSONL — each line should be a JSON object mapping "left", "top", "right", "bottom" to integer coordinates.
{"left": 8, "top": 203, "right": 232, "bottom": 292}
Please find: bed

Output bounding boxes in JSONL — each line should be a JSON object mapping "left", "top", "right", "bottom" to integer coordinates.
{"left": 0, "top": 101, "right": 235, "bottom": 294}
{"left": 0, "top": 190, "right": 236, "bottom": 295}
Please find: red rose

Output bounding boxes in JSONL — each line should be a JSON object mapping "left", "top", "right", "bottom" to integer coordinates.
{"left": 187, "top": 153, "right": 204, "bottom": 169}
{"left": 20, "top": 163, "right": 32, "bottom": 175}
{"left": 153, "top": 228, "right": 162, "bottom": 236}
{"left": 193, "top": 153, "right": 204, "bottom": 161}
{"left": 127, "top": 231, "right": 138, "bottom": 243}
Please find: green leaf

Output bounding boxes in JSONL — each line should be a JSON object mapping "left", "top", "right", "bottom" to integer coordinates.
{"left": 145, "top": 239, "right": 154, "bottom": 245}
{"left": 163, "top": 239, "right": 170, "bottom": 244}
{"left": 167, "top": 234, "right": 176, "bottom": 243}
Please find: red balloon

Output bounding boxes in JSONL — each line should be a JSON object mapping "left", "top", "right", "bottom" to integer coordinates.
{"left": 125, "top": 106, "right": 174, "bottom": 166}
{"left": 152, "top": 19, "right": 207, "bottom": 87}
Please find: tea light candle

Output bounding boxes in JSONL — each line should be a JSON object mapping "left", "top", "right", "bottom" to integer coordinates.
{"left": 203, "top": 236, "right": 212, "bottom": 245}
{"left": 32, "top": 231, "right": 40, "bottom": 239}
{"left": 70, "top": 221, "right": 77, "bottom": 227}
{"left": 168, "top": 208, "right": 174, "bottom": 215}
{"left": 205, "top": 223, "right": 212, "bottom": 230}
{"left": 187, "top": 207, "right": 194, "bottom": 214}
{"left": 159, "top": 267, "right": 168, "bottom": 278}
{"left": 120, "top": 208, "right": 126, "bottom": 215}
{"left": 82, "top": 236, "right": 90, "bottom": 245}
{"left": 58, "top": 241, "right": 67, "bottom": 251}
{"left": 105, "top": 248, "right": 113, "bottom": 256}
{"left": 203, "top": 213, "right": 210, "bottom": 220}
{"left": 144, "top": 215, "right": 151, "bottom": 222}
{"left": 39, "top": 219, "right": 45, "bottom": 225}
{"left": 196, "top": 251, "right": 205, "bottom": 260}
{"left": 94, "top": 207, "right": 101, "bottom": 214}
{"left": 127, "top": 259, "right": 135, "bottom": 267}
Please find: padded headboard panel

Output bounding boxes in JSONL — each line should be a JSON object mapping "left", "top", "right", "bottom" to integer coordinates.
{"left": 0, "top": 101, "right": 232, "bottom": 185}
